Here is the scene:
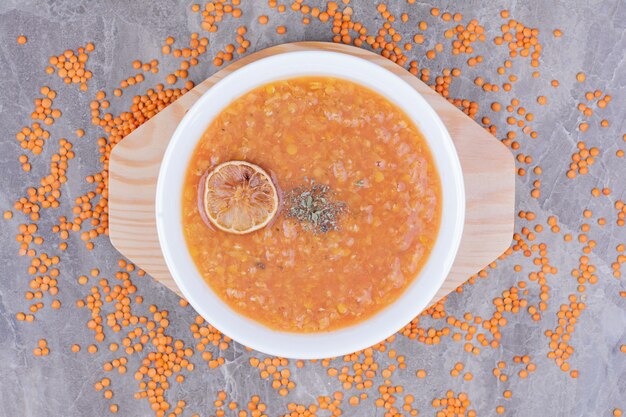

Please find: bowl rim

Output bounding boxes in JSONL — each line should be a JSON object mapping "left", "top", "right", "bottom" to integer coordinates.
{"left": 156, "top": 49, "right": 465, "bottom": 359}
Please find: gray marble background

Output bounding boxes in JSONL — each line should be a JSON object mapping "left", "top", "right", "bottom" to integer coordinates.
{"left": 0, "top": 0, "right": 625, "bottom": 416}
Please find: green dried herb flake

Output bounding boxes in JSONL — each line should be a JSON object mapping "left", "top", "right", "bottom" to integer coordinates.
{"left": 285, "top": 180, "right": 346, "bottom": 234}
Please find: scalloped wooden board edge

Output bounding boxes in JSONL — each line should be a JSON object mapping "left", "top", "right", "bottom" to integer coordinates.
{"left": 109, "top": 42, "right": 515, "bottom": 309}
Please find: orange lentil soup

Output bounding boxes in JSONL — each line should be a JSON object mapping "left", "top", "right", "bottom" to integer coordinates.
{"left": 182, "top": 76, "right": 441, "bottom": 332}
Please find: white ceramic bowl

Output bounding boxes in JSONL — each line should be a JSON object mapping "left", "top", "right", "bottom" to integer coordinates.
{"left": 156, "top": 50, "right": 465, "bottom": 359}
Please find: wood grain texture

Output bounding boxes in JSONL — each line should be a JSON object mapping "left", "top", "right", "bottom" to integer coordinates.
{"left": 109, "top": 42, "right": 515, "bottom": 306}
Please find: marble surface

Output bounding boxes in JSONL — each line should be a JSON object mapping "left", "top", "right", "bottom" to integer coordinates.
{"left": 0, "top": 0, "right": 625, "bottom": 416}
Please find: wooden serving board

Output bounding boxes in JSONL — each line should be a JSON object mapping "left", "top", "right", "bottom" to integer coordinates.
{"left": 109, "top": 42, "right": 515, "bottom": 309}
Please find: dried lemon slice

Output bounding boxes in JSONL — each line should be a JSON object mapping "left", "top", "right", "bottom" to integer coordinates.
{"left": 203, "top": 161, "right": 278, "bottom": 234}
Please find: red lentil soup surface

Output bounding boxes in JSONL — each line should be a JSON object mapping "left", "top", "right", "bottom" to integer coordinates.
{"left": 182, "top": 76, "right": 441, "bottom": 332}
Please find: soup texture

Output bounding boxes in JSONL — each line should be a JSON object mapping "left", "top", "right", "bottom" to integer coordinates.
{"left": 182, "top": 76, "right": 441, "bottom": 332}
